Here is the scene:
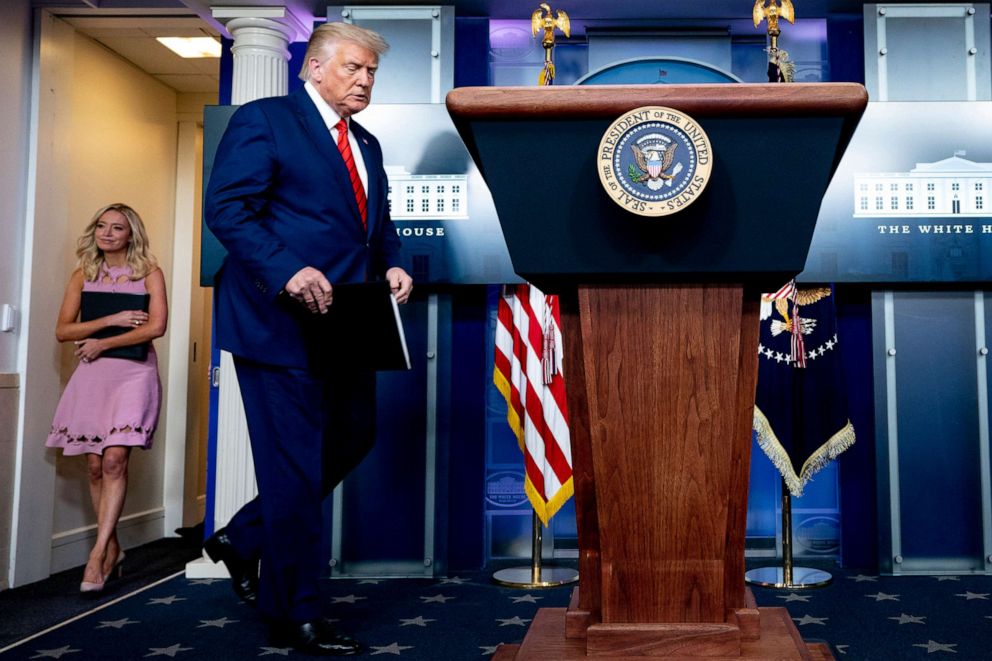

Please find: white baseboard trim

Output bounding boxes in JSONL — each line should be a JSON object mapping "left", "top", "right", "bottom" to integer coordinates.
{"left": 185, "top": 554, "right": 231, "bottom": 579}
{"left": 49, "top": 507, "right": 165, "bottom": 574}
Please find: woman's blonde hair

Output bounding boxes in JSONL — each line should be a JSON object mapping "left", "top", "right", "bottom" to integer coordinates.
{"left": 76, "top": 203, "right": 158, "bottom": 281}
{"left": 298, "top": 22, "right": 389, "bottom": 82}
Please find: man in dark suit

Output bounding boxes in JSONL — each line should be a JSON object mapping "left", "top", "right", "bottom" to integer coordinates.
{"left": 203, "top": 22, "right": 412, "bottom": 656}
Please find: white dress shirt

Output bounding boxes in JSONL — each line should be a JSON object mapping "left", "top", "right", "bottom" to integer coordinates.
{"left": 304, "top": 81, "right": 369, "bottom": 195}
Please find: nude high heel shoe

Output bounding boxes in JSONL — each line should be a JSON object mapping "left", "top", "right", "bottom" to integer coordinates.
{"left": 106, "top": 550, "right": 126, "bottom": 581}
{"left": 79, "top": 578, "right": 105, "bottom": 593}
{"left": 80, "top": 549, "right": 125, "bottom": 593}
{"left": 80, "top": 561, "right": 105, "bottom": 594}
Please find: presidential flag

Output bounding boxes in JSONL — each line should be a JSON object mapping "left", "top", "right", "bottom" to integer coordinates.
{"left": 493, "top": 285, "right": 573, "bottom": 525}
{"left": 754, "top": 281, "right": 855, "bottom": 496}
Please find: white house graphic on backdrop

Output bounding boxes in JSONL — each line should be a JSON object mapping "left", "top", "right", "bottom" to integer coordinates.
{"left": 385, "top": 166, "right": 469, "bottom": 220}
{"left": 853, "top": 152, "right": 992, "bottom": 218}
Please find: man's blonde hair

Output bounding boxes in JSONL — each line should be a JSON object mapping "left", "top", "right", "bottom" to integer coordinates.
{"left": 299, "top": 22, "right": 389, "bottom": 82}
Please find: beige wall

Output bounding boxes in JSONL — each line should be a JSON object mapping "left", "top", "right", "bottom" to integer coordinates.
{"left": 49, "top": 30, "right": 178, "bottom": 561}
{"left": 0, "top": 374, "right": 19, "bottom": 591}
{"left": 0, "top": 0, "right": 32, "bottom": 592}
{"left": 9, "top": 9, "right": 215, "bottom": 588}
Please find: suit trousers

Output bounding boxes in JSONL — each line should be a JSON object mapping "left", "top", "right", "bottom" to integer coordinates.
{"left": 224, "top": 355, "right": 376, "bottom": 624}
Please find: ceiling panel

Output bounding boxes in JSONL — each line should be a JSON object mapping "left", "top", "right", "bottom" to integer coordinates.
{"left": 64, "top": 15, "right": 220, "bottom": 94}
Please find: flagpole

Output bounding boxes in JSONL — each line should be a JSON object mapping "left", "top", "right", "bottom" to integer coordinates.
{"left": 492, "top": 511, "right": 579, "bottom": 588}
{"left": 745, "top": 478, "right": 832, "bottom": 589}
{"left": 491, "top": 1, "right": 577, "bottom": 592}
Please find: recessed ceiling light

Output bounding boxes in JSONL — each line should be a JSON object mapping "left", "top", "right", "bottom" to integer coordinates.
{"left": 157, "top": 37, "right": 221, "bottom": 59}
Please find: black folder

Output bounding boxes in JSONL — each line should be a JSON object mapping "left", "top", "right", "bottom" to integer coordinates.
{"left": 79, "top": 292, "right": 151, "bottom": 360}
{"left": 298, "top": 281, "right": 410, "bottom": 371}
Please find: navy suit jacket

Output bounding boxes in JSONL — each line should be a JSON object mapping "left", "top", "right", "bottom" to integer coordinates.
{"left": 206, "top": 88, "right": 402, "bottom": 369}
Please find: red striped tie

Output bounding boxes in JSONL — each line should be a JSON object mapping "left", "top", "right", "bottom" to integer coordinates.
{"left": 335, "top": 119, "right": 367, "bottom": 231}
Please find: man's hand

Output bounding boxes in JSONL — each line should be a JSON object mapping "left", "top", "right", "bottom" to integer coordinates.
{"left": 285, "top": 266, "right": 333, "bottom": 314}
{"left": 386, "top": 267, "right": 413, "bottom": 304}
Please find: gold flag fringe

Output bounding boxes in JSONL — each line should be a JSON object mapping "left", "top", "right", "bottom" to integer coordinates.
{"left": 493, "top": 366, "right": 573, "bottom": 526}
{"left": 753, "top": 406, "right": 856, "bottom": 497}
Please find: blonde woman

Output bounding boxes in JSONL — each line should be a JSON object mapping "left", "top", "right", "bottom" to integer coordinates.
{"left": 47, "top": 203, "right": 168, "bottom": 593}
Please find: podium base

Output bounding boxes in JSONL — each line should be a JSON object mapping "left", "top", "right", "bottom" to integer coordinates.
{"left": 492, "top": 566, "right": 579, "bottom": 588}
{"left": 493, "top": 607, "right": 834, "bottom": 660}
{"left": 744, "top": 566, "right": 833, "bottom": 589}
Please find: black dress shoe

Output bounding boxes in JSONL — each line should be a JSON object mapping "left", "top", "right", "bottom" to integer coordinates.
{"left": 272, "top": 621, "right": 363, "bottom": 656}
{"left": 203, "top": 528, "right": 258, "bottom": 605}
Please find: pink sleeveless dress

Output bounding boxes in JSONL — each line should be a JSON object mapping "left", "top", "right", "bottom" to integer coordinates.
{"left": 46, "top": 264, "right": 162, "bottom": 456}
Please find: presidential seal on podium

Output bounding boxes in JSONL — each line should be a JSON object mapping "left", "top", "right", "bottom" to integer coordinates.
{"left": 597, "top": 105, "right": 712, "bottom": 217}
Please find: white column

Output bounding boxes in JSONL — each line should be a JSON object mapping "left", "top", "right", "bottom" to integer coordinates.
{"left": 227, "top": 17, "right": 294, "bottom": 104}
{"left": 187, "top": 8, "right": 308, "bottom": 580}
{"left": 212, "top": 351, "right": 256, "bottom": 528}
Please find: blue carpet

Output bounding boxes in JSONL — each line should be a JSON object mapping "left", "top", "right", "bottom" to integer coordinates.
{"left": 1, "top": 568, "right": 990, "bottom": 659}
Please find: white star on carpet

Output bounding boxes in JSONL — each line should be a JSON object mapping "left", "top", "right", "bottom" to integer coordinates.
{"left": 257, "top": 647, "right": 292, "bottom": 656}
{"left": 96, "top": 618, "right": 139, "bottom": 629}
{"left": 358, "top": 579, "right": 382, "bottom": 585}
{"left": 912, "top": 640, "right": 957, "bottom": 653}
{"left": 198, "top": 617, "right": 239, "bottom": 628}
{"left": 792, "top": 614, "right": 828, "bottom": 626}
{"left": 935, "top": 576, "right": 960, "bottom": 582}
{"left": 865, "top": 592, "right": 900, "bottom": 601}
{"left": 331, "top": 594, "right": 367, "bottom": 604}
{"left": 439, "top": 576, "right": 469, "bottom": 585}
{"left": 399, "top": 616, "right": 435, "bottom": 627}
{"left": 147, "top": 595, "right": 186, "bottom": 605}
{"left": 479, "top": 645, "right": 501, "bottom": 655}
{"left": 188, "top": 578, "right": 222, "bottom": 585}
{"left": 510, "top": 594, "right": 541, "bottom": 603}
{"left": 777, "top": 593, "right": 812, "bottom": 602}
{"left": 954, "top": 591, "right": 989, "bottom": 600}
{"left": 420, "top": 594, "right": 454, "bottom": 603}
{"left": 848, "top": 575, "right": 878, "bottom": 582}
{"left": 30, "top": 647, "right": 80, "bottom": 659}
{"left": 889, "top": 613, "right": 926, "bottom": 625}
{"left": 144, "top": 643, "right": 193, "bottom": 657}
{"left": 496, "top": 616, "right": 531, "bottom": 627}
{"left": 835, "top": 644, "right": 849, "bottom": 654}
{"left": 369, "top": 642, "right": 414, "bottom": 655}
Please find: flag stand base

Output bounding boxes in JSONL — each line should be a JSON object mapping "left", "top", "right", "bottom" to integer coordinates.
{"left": 745, "top": 478, "right": 833, "bottom": 590}
{"left": 492, "top": 566, "right": 579, "bottom": 588}
{"left": 744, "top": 565, "right": 832, "bottom": 589}
{"left": 492, "top": 512, "right": 579, "bottom": 589}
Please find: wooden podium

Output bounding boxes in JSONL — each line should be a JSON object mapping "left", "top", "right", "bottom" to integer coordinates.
{"left": 447, "top": 84, "right": 867, "bottom": 659}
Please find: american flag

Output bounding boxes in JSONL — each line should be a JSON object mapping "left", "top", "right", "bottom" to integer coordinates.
{"left": 493, "top": 285, "right": 573, "bottom": 525}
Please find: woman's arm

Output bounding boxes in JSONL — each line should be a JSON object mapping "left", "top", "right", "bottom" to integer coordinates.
{"left": 56, "top": 270, "right": 104, "bottom": 342}
{"left": 72, "top": 268, "right": 169, "bottom": 361}
{"left": 56, "top": 270, "right": 154, "bottom": 343}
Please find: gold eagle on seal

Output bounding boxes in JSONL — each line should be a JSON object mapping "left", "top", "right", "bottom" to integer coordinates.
{"left": 629, "top": 139, "right": 681, "bottom": 190}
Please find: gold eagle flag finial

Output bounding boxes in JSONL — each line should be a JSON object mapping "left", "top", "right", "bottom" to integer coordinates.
{"left": 532, "top": 3, "right": 570, "bottom": 85}
{"left": 753, "top": 0, "right": 797, "bottom": 82}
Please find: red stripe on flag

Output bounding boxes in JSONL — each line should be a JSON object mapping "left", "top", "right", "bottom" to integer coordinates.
{"left": 493, "top": 283, "right": 574, "bottom": 526}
